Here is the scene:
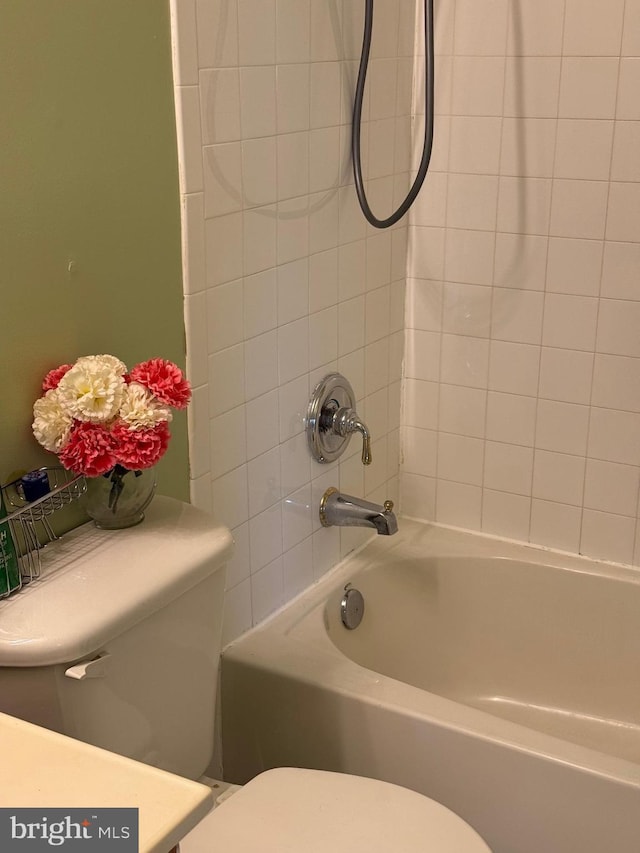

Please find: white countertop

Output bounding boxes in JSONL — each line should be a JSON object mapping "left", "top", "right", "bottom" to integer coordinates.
{"left": 0, "top": 712, "right": 214, "bottom": 853}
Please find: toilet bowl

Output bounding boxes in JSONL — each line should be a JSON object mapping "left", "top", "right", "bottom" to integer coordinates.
{"left": 0, "top": 498, "right": 491, "bottom": 852}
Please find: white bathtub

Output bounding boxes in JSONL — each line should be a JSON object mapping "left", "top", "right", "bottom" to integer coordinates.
{"left": 221, "top": 518, "right": 640, "bottom": 853}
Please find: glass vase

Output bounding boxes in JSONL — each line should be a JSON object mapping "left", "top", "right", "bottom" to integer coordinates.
{"left": 85, "top": 465, "right": 156, "bottom": 530}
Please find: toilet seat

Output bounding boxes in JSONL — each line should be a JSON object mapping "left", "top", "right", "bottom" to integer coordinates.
{"left": 180, "top": 768, "right": 491, "bottom": 852}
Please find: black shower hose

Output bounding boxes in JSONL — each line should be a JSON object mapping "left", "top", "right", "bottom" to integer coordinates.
{"left": 352, "top": 0, "right": 435, "bottom": 229}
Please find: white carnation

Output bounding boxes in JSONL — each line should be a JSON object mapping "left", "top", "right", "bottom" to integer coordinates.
{"left": 74, "top": 354, "right": 128, "bottom": 375}
{"left": 57, "top": 357, "right": 126, "bottom": 423}
{"left": 32, "top": 389, "right": 74, "bottom": 452}
{"left": 119, "top": 381, "right": 172, "bottom": 430}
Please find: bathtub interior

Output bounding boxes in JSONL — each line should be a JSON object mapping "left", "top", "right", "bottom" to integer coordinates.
{"left": 323, "top": 551, "right": 640, "bottom": 764}
{"left": 221, "top": 519, "right": 640, "bottom": 853}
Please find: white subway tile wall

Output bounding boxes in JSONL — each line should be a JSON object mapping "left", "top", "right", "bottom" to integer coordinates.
{"left": 404, "top": 0, "right": 640, "bottom": 567}
{"left": 174, "top": 0, "right": 640, "bottom": 643}
{"left": 171, "top": 0, "right": 412, "bottom": 642}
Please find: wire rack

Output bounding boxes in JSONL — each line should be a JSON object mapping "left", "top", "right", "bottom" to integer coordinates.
{"left": 0, "top": 467, "right": 87, "bottom": 597}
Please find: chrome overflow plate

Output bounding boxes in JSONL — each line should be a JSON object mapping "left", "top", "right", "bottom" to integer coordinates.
{"left": 340, "top": 584, "right": 365, "bottom": 630}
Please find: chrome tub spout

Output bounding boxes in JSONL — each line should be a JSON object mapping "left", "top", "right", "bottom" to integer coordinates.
{"left": 319, "top": 488, "right": 398, "bottom": 535}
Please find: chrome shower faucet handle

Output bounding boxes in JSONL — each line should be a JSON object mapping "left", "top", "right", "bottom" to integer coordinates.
{"left": 331, "top": 406, "right": 372, "bottom": 465}
{"left": 306, "top": 373, "right": 372, "bottom": 466}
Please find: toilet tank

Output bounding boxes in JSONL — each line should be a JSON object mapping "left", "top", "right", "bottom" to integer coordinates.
{"left": 0, "top": 497, "right": 233, "bottom": 780}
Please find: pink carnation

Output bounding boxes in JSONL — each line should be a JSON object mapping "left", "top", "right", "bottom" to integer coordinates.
{"left": 129, "top": 358, "right": 191, "bottom": 409}
{"left": 58, "top": 422, "right": 117, "bottom": 477}
{"left": 112, "top": 421, "right": 170, "bottom": 470}
{"left": 42, "top": 364, "right": 73, "bottom": 392}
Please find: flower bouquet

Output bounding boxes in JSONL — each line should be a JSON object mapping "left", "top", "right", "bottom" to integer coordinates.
{"left": 32, "top": 354, "right": 191, "bottom": 526}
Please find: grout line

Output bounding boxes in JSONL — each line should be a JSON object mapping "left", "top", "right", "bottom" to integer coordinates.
{"left": 480, "top": 0, "right": 511, "bottom": 536}
{"left": 529, "top": 0, "right": 568, "bottom": 544}
{"left": 577, "top": 11, "right": 625, "bottom": 557}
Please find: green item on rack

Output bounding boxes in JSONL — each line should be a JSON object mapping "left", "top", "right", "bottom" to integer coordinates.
{"left": 0, "top": 489, "right": 20, "bottom": 596}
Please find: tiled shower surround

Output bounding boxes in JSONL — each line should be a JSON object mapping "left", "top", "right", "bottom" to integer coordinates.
{"left": 404, "top": 0, "right": 640, "bottom": 567}
{"left": 171, "top": 0, "right": 413, "bottom": 642}
{"left": 173, "top": 0, "right": 640, "bottom": 642}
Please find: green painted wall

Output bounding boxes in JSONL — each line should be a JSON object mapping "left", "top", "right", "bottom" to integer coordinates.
{"left": 0, "top": 0, "right": 189, "bottom": 505}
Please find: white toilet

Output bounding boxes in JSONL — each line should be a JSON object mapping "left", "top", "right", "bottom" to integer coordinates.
{"left": 0, "top": 497, "right": 491, "bottom": 852}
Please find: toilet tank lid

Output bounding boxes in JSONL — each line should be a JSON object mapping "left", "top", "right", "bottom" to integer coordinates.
{"left": 0, "top": 497, "right": 233, "bottom": 667}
